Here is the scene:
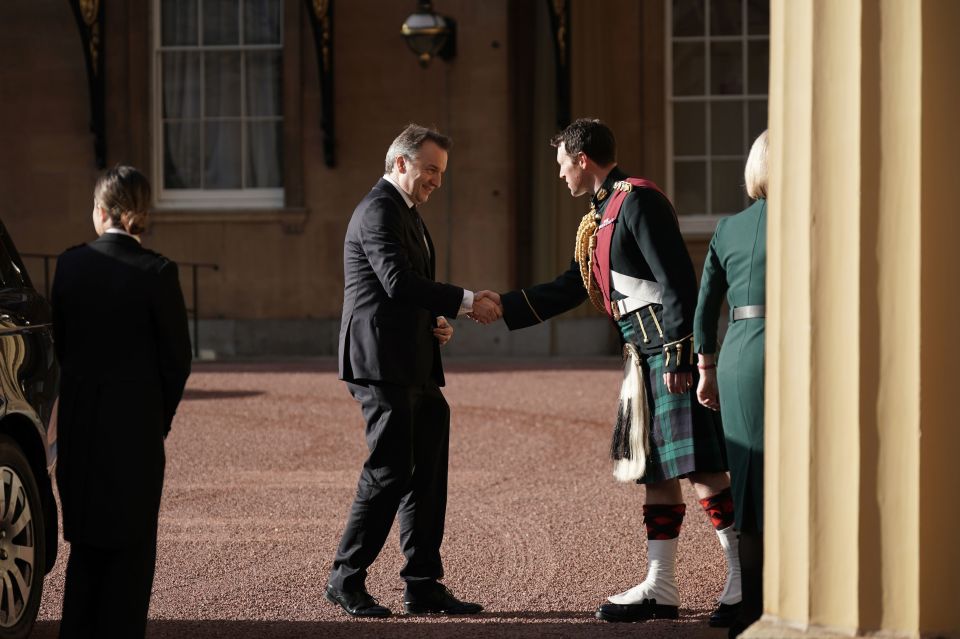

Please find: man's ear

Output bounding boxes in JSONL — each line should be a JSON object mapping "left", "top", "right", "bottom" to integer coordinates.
{"left": 396, "top": 155, "right": 407, "bottom": 174}
{"left": 577, "top": 152, "right": 589, "bottom": 169}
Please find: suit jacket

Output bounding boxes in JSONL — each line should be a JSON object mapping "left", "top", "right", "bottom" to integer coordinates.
{"left": 339, "top": 179, "right": 463, "bottom": 387}
{"left": 51, "top": 233, "right": 191, "bottom": 546}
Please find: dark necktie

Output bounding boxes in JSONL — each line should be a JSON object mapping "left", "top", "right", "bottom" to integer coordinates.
{"left": 410, "top": 206, "right": 430, "bottom": 258}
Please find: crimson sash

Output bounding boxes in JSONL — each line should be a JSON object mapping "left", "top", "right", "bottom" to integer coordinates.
{"left": 591, "top": 178, "right": 669, "bottom": 318}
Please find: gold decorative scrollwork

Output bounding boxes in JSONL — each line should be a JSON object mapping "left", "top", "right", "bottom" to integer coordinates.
{"left": 79, "top": 0, "right": 98, "bottom": 25}
{"left": 89, "top": 24, "right": 100, "bottom": 73}
{"left": 79, "top": 0, "right": 101, "bottom": 74}
{"left": 312, "top": 0, "right": 332, "bottom": 73}
{"left": 306, "top": 0, "right": 336, "bottom": 166}
{"left": 69, "top": 0, "right": 106, "bottom": 165}
{"left": 551, "top": 0, "right": 567, "bottom": 67}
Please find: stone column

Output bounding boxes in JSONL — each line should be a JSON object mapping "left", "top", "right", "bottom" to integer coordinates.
{"left": 748, "top": 1, "right": 960, "bottom": 637}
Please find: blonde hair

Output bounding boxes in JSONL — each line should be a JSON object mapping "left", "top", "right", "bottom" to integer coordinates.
{"left": 94, "top": 165, "right": 151, "bottom": 235}
{"left": 744, "top": 129, "right": 768, "bottom": 200}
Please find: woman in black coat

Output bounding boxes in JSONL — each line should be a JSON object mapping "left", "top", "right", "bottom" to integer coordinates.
{"left": 51, "top": 166, "right": 191, "bottom": 638}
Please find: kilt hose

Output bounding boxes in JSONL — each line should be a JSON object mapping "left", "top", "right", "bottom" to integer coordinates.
{"left": 631, "top": 351, "right": 728, "bottom": 484}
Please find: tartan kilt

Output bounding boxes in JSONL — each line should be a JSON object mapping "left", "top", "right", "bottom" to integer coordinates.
{"left": 633, "top": 352, "right": 728, "bottom": 484}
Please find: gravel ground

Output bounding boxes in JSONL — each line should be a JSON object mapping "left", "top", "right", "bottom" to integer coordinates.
{"left": 34, "top": 358, "right": 730, "bottom": 639}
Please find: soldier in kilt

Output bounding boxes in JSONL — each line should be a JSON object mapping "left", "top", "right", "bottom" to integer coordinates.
{"left": 474, "top": 119, "right": 742, "bottom": 625}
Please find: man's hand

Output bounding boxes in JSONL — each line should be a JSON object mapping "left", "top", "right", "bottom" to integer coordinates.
{"left": 663, "top": 371, "right": 694, "bottom": 395}
{"left": 433, "top": 316, "right": 454, "bottom": 346}
{"left": 469, "top": 290, "right": 503, "bottom": 325}
{"left": 697, "top": 369, "right": 720, "bottom": 411}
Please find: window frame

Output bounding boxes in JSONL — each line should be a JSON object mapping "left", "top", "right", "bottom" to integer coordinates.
{"left": 664, "top": 0, "right": 769, "bottom": 235}
{"left": 151, "top": 0, "right": 285, "bottom": 210}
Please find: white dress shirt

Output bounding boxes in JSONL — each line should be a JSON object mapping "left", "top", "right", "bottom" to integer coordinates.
{"left": 105, "top": 227, "right": 142, "bottom": 243}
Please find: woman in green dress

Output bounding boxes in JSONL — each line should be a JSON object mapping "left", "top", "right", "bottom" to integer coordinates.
{"left": 693, "top": 129, "right": 768, "bottom": 639}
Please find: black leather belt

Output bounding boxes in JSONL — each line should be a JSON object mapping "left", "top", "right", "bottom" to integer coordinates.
{"left": 732, "top": 305, "right": 765, "bottom": 321}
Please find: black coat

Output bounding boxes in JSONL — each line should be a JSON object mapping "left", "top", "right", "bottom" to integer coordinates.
{"left": 51, "top": 233, "right": 191, "bottom": 547}
{"left": 338, "top": 179, "right": 463, "bottom": 387}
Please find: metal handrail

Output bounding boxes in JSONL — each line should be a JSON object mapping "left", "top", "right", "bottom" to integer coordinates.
{"left": 20, "top": 253, "right": 219, "bottom": 359}
{"left": 180, "top": 261, "right": 219, "bottom": 358}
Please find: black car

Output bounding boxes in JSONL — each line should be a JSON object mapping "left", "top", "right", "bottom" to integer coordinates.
{"left": 0, "top": 221, "right": 59, "bottom": 638}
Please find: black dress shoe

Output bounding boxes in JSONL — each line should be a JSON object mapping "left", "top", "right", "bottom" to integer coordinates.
{"left": 595, "top": 599, "right": 679, "bottom": 622}
{"left": 325, "top": 584, "right": 391, "bottom": 617}
{"left": 709, "top": 602, "right": 741, "bottom": 627}
{"left": 403, "top": 582, "right": 483, "bottom": 615}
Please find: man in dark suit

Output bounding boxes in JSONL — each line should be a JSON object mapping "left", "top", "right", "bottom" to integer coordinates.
{"left": 326, "top": 124, "right": 495, "bottom": 617}
{"left": 52, "top": 166, "right": 192, "bottom": 638}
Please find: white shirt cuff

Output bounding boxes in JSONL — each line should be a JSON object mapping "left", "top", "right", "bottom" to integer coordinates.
{"left": 458, "top": 289, "right": 474, "bottom": 316}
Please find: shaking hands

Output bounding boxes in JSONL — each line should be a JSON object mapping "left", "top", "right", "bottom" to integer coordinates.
{"left": 468, "top": 290, "right": 503, "bottom": 325}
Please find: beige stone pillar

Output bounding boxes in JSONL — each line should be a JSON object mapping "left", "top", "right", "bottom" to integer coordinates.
{"left": 748, "top": 1, "right": 960, "bottom": 637}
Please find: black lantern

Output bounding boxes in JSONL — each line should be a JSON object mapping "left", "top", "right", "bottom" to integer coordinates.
{"left": 401, "top": 1, "right": 456, "bottom": 68}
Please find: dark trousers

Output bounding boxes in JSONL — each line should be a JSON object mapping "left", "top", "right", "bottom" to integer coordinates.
{"left": 329, "top": 380, "right": 451, "bottom": 591}
{"left": 59, "top": 538, "right": 157, "bottom": 639}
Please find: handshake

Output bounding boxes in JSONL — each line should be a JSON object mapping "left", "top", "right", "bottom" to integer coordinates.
{"left": 468, "top": 290, "right": 503, "bottom": 325}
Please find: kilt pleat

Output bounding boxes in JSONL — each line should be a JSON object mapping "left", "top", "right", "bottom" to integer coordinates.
{"left": 635, "top": 352, "right": 728, "bottom": 483}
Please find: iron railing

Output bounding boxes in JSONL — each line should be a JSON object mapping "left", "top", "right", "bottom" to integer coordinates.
{"left": 182, "top": 261, "right": 219, "bottom": 358}
{"left": 21, "top": 253, "right": 219, "bottom": 358}
{"left": 21, "top": 253, "right": 54, "bottom": 299}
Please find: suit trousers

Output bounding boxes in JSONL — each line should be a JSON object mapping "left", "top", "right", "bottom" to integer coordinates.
{"left": 59, "top": 538, "right": 157, "bottom": 639}
{"left": 329, "top": 380, "right": 450, "bottom": 591}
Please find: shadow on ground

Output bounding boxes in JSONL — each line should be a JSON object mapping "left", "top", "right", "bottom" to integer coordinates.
{"left": 181, "top": 388, "right": 266, "bottom": 401}
{"left": 191, "top": 357, "right": 620, "bottom": 375}
{"left": 32, "top": 615, "right": 725, "bottom": 639}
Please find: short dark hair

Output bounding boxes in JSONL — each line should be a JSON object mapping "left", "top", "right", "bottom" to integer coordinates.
{"left": 94, "top": 165, "right": 152, "bottom": 235}
{"left": 384, "top": 123, "right": 453, "bottom": 174}
{"left": 550, "top": 118, "right": 616, "bottom": 166}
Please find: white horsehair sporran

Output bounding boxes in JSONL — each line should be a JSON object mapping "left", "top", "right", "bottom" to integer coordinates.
{"left": 611, "top": 342, "right": 649, "bottom": 482}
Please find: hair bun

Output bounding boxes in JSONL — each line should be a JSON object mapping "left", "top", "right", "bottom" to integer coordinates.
{"left": 94, "top": 165, "right": 152, "bottom": 234}
{"left": 121, "top": 210, "right": 148, "bottom": 235}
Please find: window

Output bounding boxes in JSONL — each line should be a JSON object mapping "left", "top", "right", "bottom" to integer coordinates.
{"left": 153, "top": 0, "right": 284, "bottom": 209}
{"left": 667, "top": 0, "right": 769, "bottom": 231}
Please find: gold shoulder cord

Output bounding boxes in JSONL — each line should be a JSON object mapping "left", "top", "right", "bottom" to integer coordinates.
{"left": 574, "top": 205, "right": 608, "bottom": 314}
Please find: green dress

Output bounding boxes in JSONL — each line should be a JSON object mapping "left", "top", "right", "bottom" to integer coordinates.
{"left": 694, "top": 198, "right": 766, "bottom": 532}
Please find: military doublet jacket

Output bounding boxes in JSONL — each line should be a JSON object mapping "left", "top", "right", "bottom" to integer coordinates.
{"left": 501, "top": 167, "right": 698, "bottom": 373}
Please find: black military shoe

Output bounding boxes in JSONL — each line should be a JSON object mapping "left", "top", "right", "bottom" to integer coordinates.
{"left": 324, "top": 583, "right": 391, "bottom": 617}
{"left": 709, "top": 602, "right": 741, "bottom": 627}
{"left": 404, "top": 581, "right": 483, "bottom": 615}
{"left": 595, "top": 599, "right": 680, "bottom": 622}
